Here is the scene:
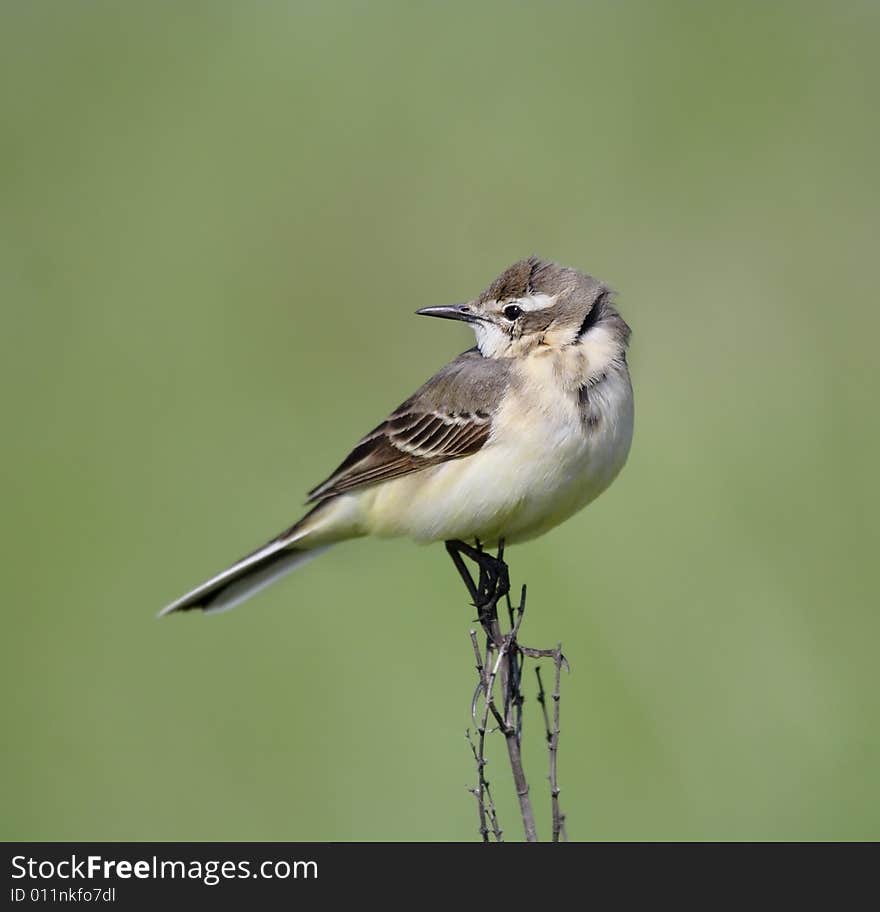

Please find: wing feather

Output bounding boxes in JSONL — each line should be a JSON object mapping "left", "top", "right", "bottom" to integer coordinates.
{"left": 306, "top": 349, "right": 510, "bottom": 502}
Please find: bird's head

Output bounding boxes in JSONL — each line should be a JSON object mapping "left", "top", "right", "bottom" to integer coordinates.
{"left": 417, "top": 256, "right": 631, "bottom": 361}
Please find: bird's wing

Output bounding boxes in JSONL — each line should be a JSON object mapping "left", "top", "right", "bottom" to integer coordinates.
{"left": 306, "top": 348, "right": 511, "bottom": 502}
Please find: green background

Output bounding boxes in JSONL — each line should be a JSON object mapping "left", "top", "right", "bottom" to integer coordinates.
{"left": 2, "top": 2, "right": 878, "bottom": 841}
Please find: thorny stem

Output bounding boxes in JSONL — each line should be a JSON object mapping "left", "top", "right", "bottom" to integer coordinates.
{"left": 447, "top": 538, "right": 568, "bottom": 843}
{"left": 536, "top": 653, "right": 568, "bottom": 842}
{"left": 487, "top": 611, "right": 536, "bottom": 843}
{"left": 552, "top": 647, "right": 568, "bottom": 842}
{"left": 468, "top": 631, "right": 503, "bottom": 842}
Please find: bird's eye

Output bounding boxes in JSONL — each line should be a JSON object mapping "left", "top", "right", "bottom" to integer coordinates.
{"left": 503, "top": 304, "right": 522, "bottom": 321}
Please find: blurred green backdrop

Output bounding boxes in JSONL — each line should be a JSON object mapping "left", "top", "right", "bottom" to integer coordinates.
{"left": 2, "top": 1, "right": 878, "bottom": 841}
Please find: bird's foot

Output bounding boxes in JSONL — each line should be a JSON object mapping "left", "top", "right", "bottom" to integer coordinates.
{"left": 445, "top": 538, "right": 510, "bottom": 621}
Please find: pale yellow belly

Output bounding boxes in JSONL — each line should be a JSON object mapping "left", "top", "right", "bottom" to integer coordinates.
{"left": 356, "top": 380, "right": 633, "bottom": 545}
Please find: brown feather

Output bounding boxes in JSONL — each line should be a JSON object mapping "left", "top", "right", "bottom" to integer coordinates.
{"left": 306, "top": 349, "right": 510, "bottom": 502}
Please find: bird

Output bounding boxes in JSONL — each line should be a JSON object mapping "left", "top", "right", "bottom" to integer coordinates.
{"left": 160, "top": 256, "right": 634, "bottom": 616}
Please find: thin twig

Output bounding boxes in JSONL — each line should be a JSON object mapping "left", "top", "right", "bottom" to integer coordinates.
{"left": 468, "top": 631, "right": 503, "bottom": 842}
{"left": 466, "top": 730, "right": 502, "bottom": 842}
{"left": 466, "top": 730, "right": 489, "bottom": 842}
{"left": 551, "top": 645, "right": 567, "bottom": 842}
{"left": 536, "top": 665, "right": 552, "bottom": 743}
{"left": 536, "top": 652, "right": 567, "bottom": 842}
{"left": 482, "top": 590, "right": 537, "bottom": 841}
{"left": 448, "top": 538, "right": 569, "bottom": 843}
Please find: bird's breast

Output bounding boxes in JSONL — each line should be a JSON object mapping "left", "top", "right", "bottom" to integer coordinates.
{"left": 360, "top": 351, "right": 633, "bottom": 544}
{"left": 485, "top": 357, "right": 632, "bottom": 537}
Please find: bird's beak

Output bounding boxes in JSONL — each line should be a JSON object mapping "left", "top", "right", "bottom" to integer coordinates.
{"left": 415, "top": 303, "right": 480, "bottom": 323}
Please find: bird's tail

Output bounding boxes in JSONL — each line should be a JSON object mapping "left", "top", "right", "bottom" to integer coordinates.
{"left": 159, "top": 503, "right": 340, "bottom": 617}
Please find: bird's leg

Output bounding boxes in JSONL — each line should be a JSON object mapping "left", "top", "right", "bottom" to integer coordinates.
{"left": 445, "top": 539, "right": 480, "bottom": 605}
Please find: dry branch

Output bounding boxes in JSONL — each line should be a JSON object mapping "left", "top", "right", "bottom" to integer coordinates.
{"left": 447, "top": 539, "right": 569, "bottom": 843}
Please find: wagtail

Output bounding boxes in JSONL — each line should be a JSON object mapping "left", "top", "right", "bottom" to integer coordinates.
{"left": 161, "top": 257, "right": 634, "bottom": 615}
